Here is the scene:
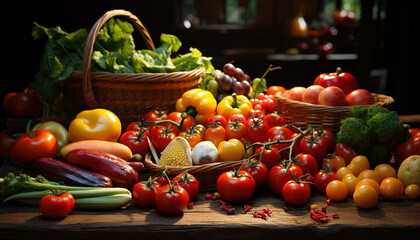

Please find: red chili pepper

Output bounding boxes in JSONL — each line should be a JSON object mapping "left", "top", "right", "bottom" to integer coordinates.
{"left": 310, "top": 209, "right": 329, "bottom": 223}
{"left": 242, "top": 204, "right": 253, "bottom": 214}
{"left": 326, "top": 198, "right": 331, "bottom": 205}
{"left": 283, "top": 206, "right": 289, "bottom": 212}
{"left": 205, "top": 193, "right": 213, "bottom": 199}
{"left": 322, "top": 205, "right": 328, "bottom": 213}
{"left": 263, "top": 208, "right": 273, "bottom": 215}
{"left": 332, "top": 213, "right": 339, "bottom": 218}
{"left": 253, "top": 210, "right": 268, "bottom": 220}
{"left": 187, "top": 202, "right": 195, "bottom": 209}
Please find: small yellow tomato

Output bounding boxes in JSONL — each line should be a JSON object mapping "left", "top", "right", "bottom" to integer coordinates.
{"left": 217, "top": 139, "right": 245, "bottom": 162}
{"left": 326, "top": 180, "right": 348, "bottom": 202}
{"left": 357, "top": 169, "right": 381, "bottom": 184}
{"left": 374, "top": 163, "right": 396, "bottom": 183}
{"left": 355, "top": 178, "right": 380, "bottom": 196}
{"left": 341, "top": 173, "right": 359, "bottom": 196}
{"left": 347, "top": 155, "right": 370, "bottom": 177}
{"left": 337, "top": 166, "right": 353, "bottom": 180}
{"left": 353, "top": 184, "right": 378, "bottom": 208}
{"left": 404, "top": 184, "right": 420, "bottom": 200}
{"left": 380, "top": 177, "right": 404, "bottom": 200}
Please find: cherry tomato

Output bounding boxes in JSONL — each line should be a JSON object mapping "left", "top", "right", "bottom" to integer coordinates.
{"left": 3, "top": 89, "right": 43, "bottom": 118}
{"left": 145, "top": 109, "right": 167, "bottom": 126}
{"left": 282, "top": 179, "right": 311, "bottom": 206}
{"left": 255, "top": 146, "right": 280, "bottom": 169}
{"left": 263, "top": 112, "right": 286, "bottom": 129}
{"left": 394, "top": 137, "right": 420, "bottom": 167}
{"left": 267, "top": 163, "right": 303, "bottom": 196}
{"left": 225, "top": 120, "right": 245, "bottom": 140}
{"left": 173, "top": 172, "right": 199, "bottom": 199}
{"left": 295, "top": 153, "right": 319, "bottom": 177}
{"left": 357, "top": 169, "right": 381, "bottom": 184}
{"left": 10, "top": 129, "right": 58, "bottom": 166}
{"left": 312, "top": 128, "right": 335, "bottom": 153}
{"left": 247, "top": 109, "right": 265, "bottom": 119}
{"left": 133, "top": 179, "right": 158, "bottom": 207}
{"left": 347, "top": 155, "right": 370, "bottom": 177}
{"left": 404, "top": 184, "right": 420, "bottom": 200}
{"left": 379, "top": 177, "right": 404, "bottom": 200}
{"left": 218, "top": 139, "right": 245, "bottom": 162}
{"left": 313, "top": 169, "right": 339, "bottom": 193}
{"left": 228, "top": 114, "right": 247, "bottom": 126}
{"left": 216, "top": 169, "right": 255, "bottom": 203}
{"left": 353, "top": 184, "right": 378, "bottom": 208}
{"left": 205, "top": 114, "right": 227, "bottom": 128}
{"left": 335, "top": 143, "right": 357, "bottom": 165}
{"left": 299, "top": 135, "right": 329, "bottom": 163}
{"left": 161, "top": 111, "right": 196, "bottom": 135}
{"left": 119, "top": 130, "right": 150, "bottom": 156}
{"left": 266, "top": 85, "right": 286, "bottom": 96}
{"left": 245, "top": 118, "right": 269, "bottom": 143}
{"left": 204, "top": 125, "right": 226, "bottom": 147}
{"left": 150, "top": 126, "right": 177, "bottom": 152}
{"left": 355, "top": 178, "right": 380, "bottom": 196}
{"left": 373, "top": 164, "right": 396, "bottom": 183}
{"left": 241, "top": 158, "right": 269, "bottom": 187}
{"left": 341, "top": 173, "right": 359, "bottom": 196}
{"left": 336, "top": 167, "right": 353, "bottom": 180}
{"left": 155, "top": 184, "right": 189, "bottom": 215}
{"left": 39, "top": 191, "right": 74, "bottom": 219}
{"left": 326, "top": 180, "right": 348, "bottom": 202}
{"left": 324, "top": 155, "right": 346, "bottom": 172}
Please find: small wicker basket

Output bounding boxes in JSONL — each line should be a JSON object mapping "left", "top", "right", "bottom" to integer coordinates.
{"left": 144, "top": 154, "right": 245, "bottom": 192}
{"left": 65, "top": 10, "right": 205, "bottom": 123}
{"left": 275, "top": 92, "right": 394, "bottom": 133}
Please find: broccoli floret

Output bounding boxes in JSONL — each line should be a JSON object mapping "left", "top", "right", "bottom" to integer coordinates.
{"left": 349, "top": 105, "right": 368, "bottom": 119}
{"left": 366, "top": 142, "right": 393, "bottom": 168}
{"left": 365, "top": 105, "right": 391, "bottom": 120}
{"left": 367, "top": 111, "right": 409, "bottom": 146}
{"left": 336, "top": 117, "right": 376, "bottom": 155}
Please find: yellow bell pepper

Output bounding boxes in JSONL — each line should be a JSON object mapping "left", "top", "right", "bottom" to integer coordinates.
{"left": 175, "top": 88, "right": 217, "bottom": 125}
{"left": 32, "top": 121, "right": 70, "bottom": 151}
{"left": 68, "top": 108, "right": 122, "bottom": 142}
{"left": 217, "top": 93, "right": 252, "bottom": 120}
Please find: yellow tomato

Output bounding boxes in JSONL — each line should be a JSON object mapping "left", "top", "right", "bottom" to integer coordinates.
{"left": 379, "top": 177, "right": 404, "bottom": 200}
{"left": 341, "top": 173, "right": 359, "bottom": 196}
{"left": 357, "top": 169, "right": 381, "bottom": 184}
{"left": 337, "top": 166, "right": 353, "bottom": 180}
{"left": 326, "top": 180, "right": 348, "bottom": 202}
{"left": 404, "top": 184, "right": 420, "bottom": 200}
{"left": 353, "top": 185, "right": 378, "bottom": 208}
{"left": 374, "top": 163, "right": 396, "bottom": 183}
{"left": 347, "top": 155, "right": 370, "bottom": 176}
{"left": 217, "top": 139, "right": 245, "bottom": 162}
{"left": 355, "top": 178, "right": 380, "bottom": 196}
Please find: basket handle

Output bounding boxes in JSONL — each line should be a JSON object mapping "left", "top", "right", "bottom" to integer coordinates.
{"left": 82, "top": 9, "right": 156, "bottom": 109}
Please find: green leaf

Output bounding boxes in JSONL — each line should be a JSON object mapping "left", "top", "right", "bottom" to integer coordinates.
{"left": 160, "top": 33, "right": 182, "bottom": 53}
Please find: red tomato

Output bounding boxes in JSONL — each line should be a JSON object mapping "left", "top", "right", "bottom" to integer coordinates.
{"left": 205, "top": 114, "right": 227, "bottom": 128}
{"left": 241, "top": 158, "right": 269, "bottom": 187}
{"left": 245, "top": 118, "right": 269, "bottom": 143}
{"left": 150, "top": 126, "right": 177, "bottom": 152}
{"left": 3, "top": 89, "right": 43, "bottom": 118}
{"left": 318, "top": 86, "right": 346, "bottom": 106}
{"left": 267, "top": 163, "right": 303, "bottom": 196}
{"left": 204, "top": 125, "right": 226, "bottom": 147}
{"left": 409, "top": 128, "right": 420, "bottom": 138}
{"left": 295, "top": 153, "right": 319, "bottom": 177}
{"left": 225, "top": 120, "right": 245, "bottom": 140}
{"left": 263, "top": 112, "right": 286, "bottom": 128}
{"left": 313, "top": 169, "right": 339, "bottom": 193}
{"left": 267, "top": 86, "right": 286, "bottom": 96}
{"left": 161, "top": 111, "right": 196, "bottom": 135}
{"left": 145, "top": 110, "right": 167, "bottom": 127}
{"left": 302, "top": 85, "right": 324, "bottom": 104}
{"left": 216, "top": 169, "right": 255, "bottom": 203}
{"left": 39, "top": 192, "right": 74, "bottom": 219}
{"left": 312, "top": 128, "right": 335, "bottom": 153}
{"left": 299, "top": 134, "right": 329, "bottom": 163}
{"left": 125, "top": 121, "right": 150, "bottom": 136}
{"left": 155, "top": 184, "right": 189, "bottom": 215}
{"left": 255, "top": 146, "right": 280, "bottom": 169}
{"left": 250, "top": 98, "right": 266, "bottom": 113}
{"left": 132, "top": 179, "right": 158, "bottom": 207}
{"left": 247, "top": 109, "right": 265, "bottom": 119}
{"left": 282, "top": 179, "right": 311, "bottom": 206}
{"left": 119, "top": 130, "right": 150, "bottom": 156}
{"left": 10, "top": 129, "right": 58, "bottom": 166}
{"left": 346, "top": 89, "right": 375, "bottom": 106}
{"left": 172, "top": 172, "right": 200, "bottom": 199}
{"left": 314, "top": 67, "right": 359, "bottom": 95}
{"left": 267, "top": 126, "right": 294, "bottom": 141}
{"left": 335, "top": 143, "right": 357, "bottom": 165}
{"left": 228, "top": 114, "right": 247, "bottom": 126}
{"left": 394, "top": 137, "right": 420, "bottom": 166}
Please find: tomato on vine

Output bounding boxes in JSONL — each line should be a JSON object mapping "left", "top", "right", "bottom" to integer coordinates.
{"left": 155, "top": 183, "right": 189, "bottom": 215}
{"left": 172, "top": 171, "right": 200, "bottom": 199}
{"left": 119, "top": 130, "right": 150, "bottom": 156}
{"left": 282, "top": 178, "right": 311, "bottom": 206}
{"left": 313, "top": 168, "right": 339, "bottom": 194}
{"left": 245, "top": 118, "right": 269, "bottom": 143}
{"left": 267, "top": 162, "right": 304, "bottom": 196}
{"left": 295, "top": 153, "right": 319, "bottom": 177}
{"left": 241, "top": 158, "right": 269, "bottom": 187}
{"left": 150, "top": 126, "right": 177, "bottom": 152}
{"left": 133, "top": 177, "right": 158, "bottom": 207}
{"left": 255, "top": 145, "right": 280, "bottom": 169}
{"left": 216, "top": 169, "right": 255, "bottom": 203}
{"left": 263, "top": 112, "right": 286, "bottom": 129}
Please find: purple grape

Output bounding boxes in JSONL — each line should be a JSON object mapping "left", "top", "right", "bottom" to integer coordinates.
{"left": 244, "top": 74, "right": 251, "bottom": 83}
{"left": 232, "top": 81, "right": 245, "bottom": 95}
{"left": 242, "top": 80, "right": 251, "bottom": 95}
{"left": 234, "top": 68, "right": 246, "bottom": 81}
{"left": 223, "top": 63, "right": 236, "bottom": 75}
{"left": 219, "top": 75, "right": 233, "bottom": 91}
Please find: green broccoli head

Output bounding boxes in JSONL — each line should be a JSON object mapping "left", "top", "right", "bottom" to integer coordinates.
{"left": 366, "top": 142, "right": 393, "bottom": 168}
{"left": 336, "top": 117, "right": 376, "bottom": 155}
{"left": 349, "top": 105, "right": 368, "bottom": 119}
{"left": 366, "top": 110, "right": 409, "bottom": 147}
{"left": 365, "top": 105, "right": 391, "bottom": 120}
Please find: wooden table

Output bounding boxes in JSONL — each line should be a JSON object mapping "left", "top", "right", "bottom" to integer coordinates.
{"left": 1, "top": 186, "right": 419, "bottom": 240}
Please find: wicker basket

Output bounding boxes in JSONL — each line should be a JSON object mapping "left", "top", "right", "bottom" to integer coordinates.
{"left": 144, "top": 154, "right": 245, "bottom": 192}
{"left": 275, "top": 92, "right": 394, "bottom": 133}
{"left": 65, "top": 9, "right": 205, "bottom": 123}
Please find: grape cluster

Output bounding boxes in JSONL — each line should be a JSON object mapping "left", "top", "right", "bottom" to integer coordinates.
{"left": 212, "top": 63, "right": 252, "bottom": 100}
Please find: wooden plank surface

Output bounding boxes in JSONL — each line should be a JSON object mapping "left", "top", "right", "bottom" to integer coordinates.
{"left": 1, "top": 186, "right": 419, "bottom": 240}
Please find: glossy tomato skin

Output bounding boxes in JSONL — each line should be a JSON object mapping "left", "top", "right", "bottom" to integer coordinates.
{"left": 145, "top": 110, "right": 167, "bottom": 126}
{"left": 267, "top": 163, "right": 303, "bottom": 196}
{"left": 263, "top": 112, "right": 286, "bottom": 129}
{"left": 313, "top": 170, "right": 339, "bottom": 193}
{"left": 295, "top": 153, "right": 319, "bottom": 177}
{"left": 155, "top": 185, "right": 189, "bottom": 215}
{"left": 206, "top": 114, "right": 227, "bottom": 128}
{"left": 266, "top": 86, "right": 286, "bottom": 96}
{"left": 346, "top": 89, "right": 375, "bottom": 106}
{"left": 282, "top": 180, "right": 311, "bottom": 206}
{"left": 161, "top": 111, "right": 196, "bottom": 135}
{"left": 245, "top": 118, "right": 269, "bottom": 143}
{"left": 3, "top": 89, "right": 43, "bottom": 118}
{"left": 10, "top": 129, "right": 58, "bottom": 166}
{"left": 255, "top": 146, "right": 280, "bottom": 169}
{"left": 335, "top": 143, "right": 357, "bottom": 165}
{"left": 39, "top": 192, "right": 74, "bottom": 219}
{"left": 119, "top": 130, "right": 150, "bottom": 156}
{"left": 150, "top": 126, "right": 176, "bottom": 152}
{"left": 299, "top": 135, "right": 329, "bottom": 164}
{"left": 173, "top": 172, "right": 200, "bottom": 199}
{"left": 132, "top": 181, "right": 157, "bottom": 207}
{"left": 241, "top": 159, "right": 269, "bottom": 187}
{"left": 394, "top": 137, "right": 420, "bottom": 166}
{"left": 217, "top": 170, "right": 255, "bottom": 203}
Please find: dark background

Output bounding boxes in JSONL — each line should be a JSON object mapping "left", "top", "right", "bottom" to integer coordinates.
{"left": 1, "top": 0, "right": 418, "bottom": 119}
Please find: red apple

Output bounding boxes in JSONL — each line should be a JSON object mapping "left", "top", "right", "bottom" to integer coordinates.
{"left": 286, "top": 87, "right": 306, "bottom": 101}
{"left": 302, "top": 85, "right": 325, "bottom": 104}
{"left": 318, "top": 86, "right": 346, "bottom": 106}
{"left": 346, "top": 89, "right": 375, "bottom": 106}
